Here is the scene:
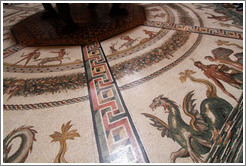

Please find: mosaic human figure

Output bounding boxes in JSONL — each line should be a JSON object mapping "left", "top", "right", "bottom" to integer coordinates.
{"left": 194, "top": 61, "right": 242, "bottom": 102}
{"left": 36, "top": 48, "right": 70, "bottom": 67}
{"left": 13, "top": 49, "right": 40, "bottom": 67}
{"left": 119, "top": 35, "right": 140, "bottom": 49}
{"left": 109, "top": 41, "right": 118, "bottom": 54}
{"left": 143, "top": 29, "right": 157, "bottom": 38}
{"left": 204, "top": 47, "right": 243, "bottom": 72}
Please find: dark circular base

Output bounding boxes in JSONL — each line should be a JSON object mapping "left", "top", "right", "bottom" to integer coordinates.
{"left": 11, "top": 4, "right": 146, "bottom": 46}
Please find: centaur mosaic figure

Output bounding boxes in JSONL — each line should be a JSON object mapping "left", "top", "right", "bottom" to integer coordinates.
{"left": 35, "top": 48, "right": 70, "bottom": 67}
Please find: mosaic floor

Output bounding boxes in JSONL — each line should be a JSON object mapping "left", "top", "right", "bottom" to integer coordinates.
{"left": 2, "top": 3, "right": 244, "bottom": 164}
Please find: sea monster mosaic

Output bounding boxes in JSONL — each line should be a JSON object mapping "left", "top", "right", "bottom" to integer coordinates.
{"left": 3, "top": 3, "right": 243, "bottom": 163}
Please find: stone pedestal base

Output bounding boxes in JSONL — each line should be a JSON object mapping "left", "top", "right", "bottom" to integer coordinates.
{"left": 11, "top": 3, "right": 146, "bottom": 46}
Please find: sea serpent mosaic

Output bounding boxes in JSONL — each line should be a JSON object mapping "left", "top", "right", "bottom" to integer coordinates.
{"left": 82, "top": 42, "right": 149, "bottom": 163}
{"left": 3, "top": 3, "right": 243, "bottom": 163}
{"left": 207, "top": 94, "right": 243, "bottom": 162}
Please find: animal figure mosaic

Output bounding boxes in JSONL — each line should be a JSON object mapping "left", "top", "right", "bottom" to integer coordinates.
{"left": 201, "top": 4, "right": 243, "bottom": 26}
{"left": 143, "top": 29, "right": 157, "bottom": 38}
{"left": 193, "top": 47, "right": 243, "bottom": 102}
{"left": 35, "top": 48, "right": 70, "bottom": 67}
{"left": 205, "top": 47, "right": 243, "bottom": 71}
{"left": 3, "top": 126, "right": 37, "bottom": 163}
{"left": 143, "top": 91, "right": 233, "bottom": 163}
{"left": 119, "top": 35, "right": 140, "bottom": 49}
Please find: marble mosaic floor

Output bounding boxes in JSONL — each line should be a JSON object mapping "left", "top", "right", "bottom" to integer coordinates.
{"left": 2, "top": 2, "right": 244, "bottom": 164}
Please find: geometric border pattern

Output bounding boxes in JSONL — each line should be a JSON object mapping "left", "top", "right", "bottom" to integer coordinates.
{"left": 3, "top": 44, "right": 25, "bottom": 58}
{"left": 82, "top": 42, "right": 149, "bottom": 163}
{"left": 3, "top": 96, "right": 89, "bottom": 111}
{"left": 3, "top": 33, "right": 202, "bottom": 111}
{"left": 144, "top": 21, "right": 243, "bottom": 40}
{"left": 3, "top": 62, "right": 84, "bottom": 73}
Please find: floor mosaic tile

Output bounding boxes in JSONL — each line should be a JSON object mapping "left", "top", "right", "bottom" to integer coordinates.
{"left": 2, "top": 2, "right": 244, "bottom": 164}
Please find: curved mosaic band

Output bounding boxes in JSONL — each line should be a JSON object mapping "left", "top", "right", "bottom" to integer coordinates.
{"left": 3, "top": 62, "right": 84, "bottom": 73}
{"left": 119, "top": 32, "right": 202, "bottom": 91}
{"left": 107, "top": 5, "right": 175, "bottom": 61}
{"left": 3, "top": 96, "right": 89, "bottom": 111}
{"left": 3, "top": 44, "right": 25, "bottom": 58}
{"left": 3, "top": 4, "right": 204, "bottom": 111}
{"left": 144, "top": 21, "right": 243, "bottom": 40}
{"left": 3, "top": 33, "right": 202, "bottom": 111}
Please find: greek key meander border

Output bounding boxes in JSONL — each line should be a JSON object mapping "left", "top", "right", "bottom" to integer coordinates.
{"left": 3, "top": 4, "right": 173, "bottom": 73}
{"left": 3, "top": 33, "right": 202, "bottom": 111}
{"left": 3, "top": 17, "right": 242, "bottom": 60}
{"left": 3, "top": 22, "right": 242, "bottom": 60}
{"left": 144, "top": 21, "right": 243, "bottom": 40}
{"left": 82, "top": 42, "right": 149, "bottom": 163}
{"left": 3, "top": 5, "right": 202, "bottom": 111}
{"left": 3, "top": 4, "right": 242, "bottom": 111}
